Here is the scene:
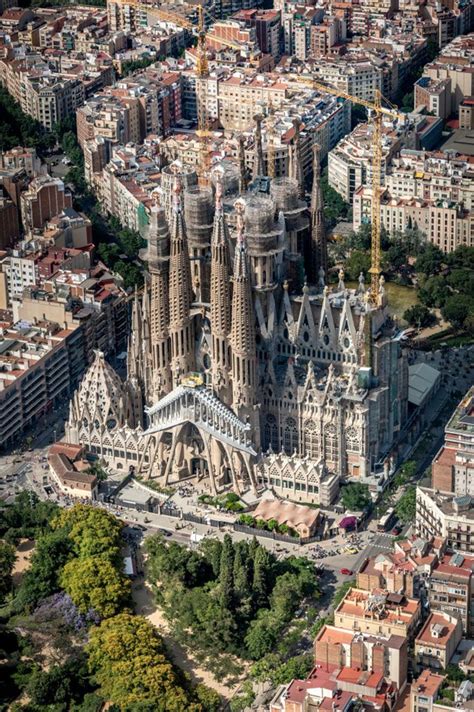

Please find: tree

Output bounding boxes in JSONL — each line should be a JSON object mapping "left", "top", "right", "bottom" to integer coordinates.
{"left": 0, "top": 540, "right": 15, "bottom": 602}
{"left": 340, "top": 483, "right": 371, "bottom": 511}
{"left": 403, "top": 304, "right": 435, "bottom": 328}
{"left": 345, "top": 250, "right": 371, "bottom": 281}
{"left": 233, "top": 545, "right": 248, "bottom": 599}
{"left": 218, "top": 534, "right": 234, "bottom": 608}
{"left": 87, "top": 614, "right": 195, "bottom": 711}
{"left": 15, "top": 528, "right": 73, "bottom": 611}
{"left": 321, "top": 172, "right": 350, "bottom": 227}
{"left": 26, "top": 657, "right": 94, "bottom": 709}
{"left": 60, "top": 555, "right": 131, "bottom": 619}
{"left": 415, "top": 244, "right": 444, "bottom": 275}
{"left": 252, "top": 545, "right": 271, "bottom": 607}
{"left": 0, "top": 491, "right": 58, "bottom": 542}
{"left": 86, "top": 461, "right": 108, "bottom": 482}
{"left": 193, "top": 684, "right": 222, "bottom": 711}
{"left": 245, "top": 611, "right": 281, "bottom": 659}
{"left": 395, "top": 486, "right": 416, "bottom": 524}
{"left": 53, "top": 504, "right": 124, "bottom": 564}
{"left": 272, "top": 653, "right": 314, "bottom": 685}
{"left": 444, "top": 663, "right": 467, "bottom": 684}
{"left": 418, "top": 275, "right": 448, "bottom": 309}
{"left": 442, "top": 295, "right": 474, "bottom": 330}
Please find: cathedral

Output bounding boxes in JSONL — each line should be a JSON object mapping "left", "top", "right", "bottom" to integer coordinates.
{"left": 66, "top": 141, "right": 408, "bottom": 507}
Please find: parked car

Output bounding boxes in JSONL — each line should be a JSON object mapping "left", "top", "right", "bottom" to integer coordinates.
{"left": 340, "top": 568, "right": 353, "bottom": 575}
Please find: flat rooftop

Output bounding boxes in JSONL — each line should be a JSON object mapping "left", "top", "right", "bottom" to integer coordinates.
{"left": 441, "top": 129, "right": 474, "bottom": 157}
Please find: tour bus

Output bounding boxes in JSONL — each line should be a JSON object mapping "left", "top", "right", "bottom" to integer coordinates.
{"left": 377, "top": 507, "right": 396, "bottom": 532}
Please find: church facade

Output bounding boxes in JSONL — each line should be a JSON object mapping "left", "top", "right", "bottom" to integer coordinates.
{"left": 66, "top": 151, "right": 408, "bottom": 506}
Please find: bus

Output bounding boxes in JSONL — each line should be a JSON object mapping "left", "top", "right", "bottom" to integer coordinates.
{"left": 378, "top": 507, "right": 396, "bottom": 532}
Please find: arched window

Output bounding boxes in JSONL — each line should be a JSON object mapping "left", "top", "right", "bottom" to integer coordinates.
{"left": 324, "top": 423, "right": 338, "bottom": 464}
{"left": 284, "top": 417, "right": 298, "bottom": 455}
{"left": 304, "top": 420, "right": 319, "bottom": 459}
{"left": 264, "top": 414, "right": 279, "bottom": 452}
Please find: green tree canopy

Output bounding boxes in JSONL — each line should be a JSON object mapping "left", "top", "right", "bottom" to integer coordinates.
{"left": 87, "top": 613, "right": 195, "bottom": 711}
{"left": 442, "top": 295, "right": 474, "bottom": 330}
{"left": 415, "top": 244, "right": 444, "bottom": 275}
{"left": 15, "top": 528, "right": 73, "bottom": 612}
{"left": 0, "top": 491, "right": 58, "bottom": 543}
{"left": 395, "top": 486, "right": 417, "bottom": 524}
{"left": 403, "top": 304, "right": 435, "bottom": 328}
{"left": 340, "top": 483, "right": 371, "bottom": 511}
{"left": 60, "top": 555, "right": 131, "bottom": 619}
{"left": 0, "top": 540, "right": 16, "bottom": 603}
{"left": 52, "top": 504, "right": 124, "bottom": 564}
{"left": 344, "top": 250, "right": 371, "bottom": 281}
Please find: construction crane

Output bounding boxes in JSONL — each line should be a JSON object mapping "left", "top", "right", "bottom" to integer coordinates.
{"left": 292, "top": 75, "right": 406, "bottom": 306}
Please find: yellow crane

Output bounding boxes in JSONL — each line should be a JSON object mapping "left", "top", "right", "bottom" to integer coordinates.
{"left": 293, "top": 75, "right": 406, "bottom": 306}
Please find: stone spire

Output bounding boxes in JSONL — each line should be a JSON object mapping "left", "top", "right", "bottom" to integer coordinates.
{"left": 127, "top": 287, "right": 143, "bottom": 383}
{"left": 310, "top": 142, "right": 327, "bottom": 285}
{"left": 210, "top": 166, "right": 232, "bottom": 404}
{"left": 253, "top": 114, "right": 264, "bottom": 179}
{"left": 146, "top": 191, "right": 172, "bottom": 401}
{"left": 238, "top": 134, "right": 248, "bottom": 193}
{"left": 292, "top": 117, "right": 304, "bottom": 198}
{"left": 230, "top": 199, "right": 259, "bottom": 438}
{"left": 168, "top": 162, "right": 195, "bottom": 386}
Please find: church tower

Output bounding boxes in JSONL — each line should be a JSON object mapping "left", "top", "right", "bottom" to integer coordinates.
{"left": 146, "top": 195, "right": 172, "bottom": 401}
{"left": 230, "top": 199, "right": 259, "bottom": 442}
{"left": 169, "top": 163, "right": 196, "bottom": 386}
{"left": 126, "top": 288, "right": 144, "bottom": 426}
{"left": 210, "top": 167, "right": 232, "bottom": 404}
{"left": 310, "top": 142, "right": 327, "bottom": 285}
{"left": 253, "top": 114, "right": 265, "bottom": 179}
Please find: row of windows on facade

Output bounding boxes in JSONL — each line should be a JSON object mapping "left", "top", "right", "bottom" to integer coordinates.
{"left": 260, "top": 477, "right": 320, "bottom": 492}
{"left": 88, "top": 443, "right": 148, "bottom": 462}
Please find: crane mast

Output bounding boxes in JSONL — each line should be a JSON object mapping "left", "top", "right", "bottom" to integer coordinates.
{"left": 292, "top": 75, "right": 405, "bottom": 307}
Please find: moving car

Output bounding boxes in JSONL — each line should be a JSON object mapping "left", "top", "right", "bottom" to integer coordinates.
{"left": 340, "top": 568, "right": 353, "bottom": 575}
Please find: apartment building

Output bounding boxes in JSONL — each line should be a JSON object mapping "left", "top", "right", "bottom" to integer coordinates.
{"left": 427, "top": 551, "right": 474, "bottom": 636}
{"left": 0, "top": 250, "right": 39, "bottom": 306}
{"left": 310, "top": 56, "right": 385, "bottom": 102}
{"left": 329, "top": 122, "right": 402, "bottom": 202}
{"left": 414, "top": 612, "right": 462, "bottom": 672}
{"left": 0, "top": 190, "right": 20, "bottom": 248}
{"left": 20, "top": 176, "right": 73, "bottom": 234}
{"left": 416, "top": 487, "right": 474, "bottom": 556}
{"left": 334, "top": 587, "right": 421, "bottom": 638}
{"left": 232, "top": 9, "right": 281, "bottom": 58}
{"left": 422, "top": 34, "right": 474, "bottom": 113}
{"left": 76, "top": 70, "right": 182, "bottom": 149}
{"left": 0, "top": 317, "right": 85, "bottom": 449}
{"left": 385, "top": 149, "right": 474, "bottom": 211}
{"left": 411, "top": 671, "right": 450, "bottom": 712}
{"left": 0, "top": 54, "right": 85, "bottom": 129}
{"left": 215, "top": 72, "right": 288, "bottom": 130}
{"left": 41, "top": 208, "right": 92, "bottom": 250}
{"left": 314, "top": 624, "right": 408, "bottom": 690}
{"left": 353, "top": 187, "right": 474, "bottom": 252}
{"left": 414, "top": 77, "right": 452, "bottom": 119}
{"left": 0, "top": 147, "right": 42, "bottom": 177}
{"left": 432, "top": 387, "right": 474, "bottom": 495}
{"left": 357, "top": 536, "right": 441, "bottom": 599}
{"left": 460, "top": 97, "right": 474, "bottom": 129}
{"left": 12, "top": 265, "right": 128, "bottom": 363}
